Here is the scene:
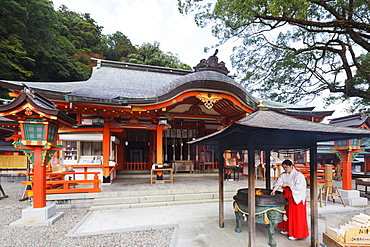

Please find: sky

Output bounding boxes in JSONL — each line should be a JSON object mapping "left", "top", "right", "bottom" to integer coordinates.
{"left": 52, "top": 0, "right": 349, "bottom": 120}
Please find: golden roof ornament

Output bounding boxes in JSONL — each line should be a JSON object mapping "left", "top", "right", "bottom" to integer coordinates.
{"left": 196, "top": 92, "right": 222, "bottom": 109}
{"left": 257, "top": 100, "right": 268, "bottom": 110}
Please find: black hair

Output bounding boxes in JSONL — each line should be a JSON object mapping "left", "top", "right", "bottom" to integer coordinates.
{"left": 282, "top": 160, "right": 293, "bottom": 166}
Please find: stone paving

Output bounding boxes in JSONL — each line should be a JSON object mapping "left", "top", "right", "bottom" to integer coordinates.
{"left": 66, "top": 172, "right": 368, "bottom": 247}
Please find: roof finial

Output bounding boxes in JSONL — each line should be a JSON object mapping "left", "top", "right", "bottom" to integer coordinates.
{"left": 257, "top": 100, "right": 268, "bottom": 110}
{"left": 213, "top": 49, "right": 218, "bottom": 57}
{"left": 193, "top": 49, "right": 229, "bottom": 75}
{"left": 22, "top": 83, "right": 35, "bottom": 98}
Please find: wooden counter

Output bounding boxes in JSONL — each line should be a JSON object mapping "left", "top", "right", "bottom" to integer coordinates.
{"left": 172, "top": 160, "right": 194, "bottom": 173}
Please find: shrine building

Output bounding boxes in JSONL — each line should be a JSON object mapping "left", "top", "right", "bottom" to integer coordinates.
{"left": 0, "top": 53, "right": 333, "bottom": 183}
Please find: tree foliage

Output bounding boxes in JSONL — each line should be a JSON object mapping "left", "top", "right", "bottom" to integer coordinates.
{"left": 179, "top": 0, "right": 370, "bottom": 112}
{"left": 128, "top": 41, "right": 191, "bottom": 70}
{"left": 0, "top": 0, "right": 191, "bottom": 92}
{"left": 0, "top": 0, "right": 98, "bottom": 82}
{"left": 102, "top": 31, "right": 136, "bottom": 61}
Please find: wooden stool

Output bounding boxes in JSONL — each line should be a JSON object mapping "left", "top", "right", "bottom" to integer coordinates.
{"left": 323, "top": 185, "right": 346, "bottom": 207}
{"left": 318, "top": 183, "right": 324, "bottom": 207}
{"left": 319, "top": 165, "right": 346, "bottom": 207}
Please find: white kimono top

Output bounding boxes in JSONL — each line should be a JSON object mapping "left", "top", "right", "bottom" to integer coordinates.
{"left": 274, "top": 167, "right": 306, "bottom": 204}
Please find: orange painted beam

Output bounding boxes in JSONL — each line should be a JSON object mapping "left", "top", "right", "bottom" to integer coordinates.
{"left": 58, "top": 127, "right": 103, "bottom": 133}
{"left": 130, "top": 91, "right": 254, "bottom": 113}
{"left": 53, "top": 91, "right": 254, "bottom": 117}
{"left": 58, "top": 126, "right": 123, "bottom": 133}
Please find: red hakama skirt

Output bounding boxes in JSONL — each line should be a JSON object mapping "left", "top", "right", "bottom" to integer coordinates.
{"left": 277, "top": 187, "right": 309, "bottom": 239}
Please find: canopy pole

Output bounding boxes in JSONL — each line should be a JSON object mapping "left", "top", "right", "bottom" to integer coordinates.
{"left": 248, "top": 145, "right": 256, "bottom": 247}
{"left": 264, "top": 149, "right": 271, "bottom": 189}
{"left": 217, "top": 147, "right": 225, "bottom": 228}
{"left": 309, "top": 144, "right": 318, "bottom": 247}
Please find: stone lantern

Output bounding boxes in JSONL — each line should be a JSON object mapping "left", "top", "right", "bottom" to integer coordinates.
{"left": 0, "top": 85, "right": 76, "bottom": 225}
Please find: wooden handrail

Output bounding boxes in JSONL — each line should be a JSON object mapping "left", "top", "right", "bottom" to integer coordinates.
{"left": 19, "top": 171, "right": 100, "bottom": 176}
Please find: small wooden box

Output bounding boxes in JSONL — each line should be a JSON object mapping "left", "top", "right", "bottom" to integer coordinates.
{"left": 323, "top": 232, "right": 370, "bottom": 247}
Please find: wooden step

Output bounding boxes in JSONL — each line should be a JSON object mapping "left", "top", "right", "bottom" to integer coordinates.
{"left": 89, "top": 191, "right": 236, "bottom": 210}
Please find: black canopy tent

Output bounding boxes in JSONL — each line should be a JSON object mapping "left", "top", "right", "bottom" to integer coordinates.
{"left": 189, "top": 108, "right": 370, "bottom": 247}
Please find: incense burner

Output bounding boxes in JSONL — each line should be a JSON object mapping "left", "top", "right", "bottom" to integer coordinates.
{"left": 233, "top": 188, "right": 287, "bottom": 247}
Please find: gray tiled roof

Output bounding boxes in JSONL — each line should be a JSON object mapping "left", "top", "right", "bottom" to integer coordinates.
{"left": 2, "top": 66, "right": 181, "bottom": 99}
{"left": 259, "top": 98, "right": 314, "bottom": 110}
{"left": 236, "top": 109, "right": 356, "bottom": 134}
{"left": 329, "top": 113, "right": 370, "bottom": 127}
{"left": 189, "top": 109, "right": 370, "bottom": 146}
{"left": 0, "top": 60, "right": 254, "bottom": 103}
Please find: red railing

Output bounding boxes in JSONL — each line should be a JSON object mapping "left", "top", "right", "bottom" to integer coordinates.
{"left": 20, "top": 171, "right": 101, "bottom": 195}
{"left": 124, "top": 162, "right": 149, "bottom": 170}
{"left": 296, "top": 167, "right": 336, "bottom": 184}
{"left": 123, "top": 162, "right": 218, "bottom": 171}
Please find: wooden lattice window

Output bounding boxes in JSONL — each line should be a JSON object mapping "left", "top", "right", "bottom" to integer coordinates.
{"left": 24, "top": 118, "right": 44, "bottom": 141}
{"left": 47, "top": 125, "right": 57, "bottom": 142}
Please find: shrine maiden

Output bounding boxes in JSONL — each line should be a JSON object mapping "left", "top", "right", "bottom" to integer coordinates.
{"left": 271, "top": 160, "right": 309, "bottom": 240}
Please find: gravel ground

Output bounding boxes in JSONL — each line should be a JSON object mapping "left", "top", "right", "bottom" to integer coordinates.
{"left": 0, "top": 180, "right": 173, "bottom": 247}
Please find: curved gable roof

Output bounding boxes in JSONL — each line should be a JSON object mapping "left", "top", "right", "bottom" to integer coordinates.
{"left": 0, "top": 85, "right": 76, "bottom": 125}
{"left": 0, "top": 59, "right": 257, "bottom": 108}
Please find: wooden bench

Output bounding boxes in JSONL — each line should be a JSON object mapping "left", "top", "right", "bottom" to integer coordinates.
{"left": 355, "top": 178, "right": 370, "bottom": 193}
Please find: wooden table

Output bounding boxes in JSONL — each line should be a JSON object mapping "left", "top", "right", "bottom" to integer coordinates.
{"left": 150, "top": 168, "right": 173, "bottom": 184}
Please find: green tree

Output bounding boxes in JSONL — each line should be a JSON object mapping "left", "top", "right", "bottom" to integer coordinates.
{"left": 0, "top": 0, "right": 33, "bottom": 81}
{"left": 21, "top": 0, "right": 90, "bottom": 81}
{"left": 128, "top": 41, "right": 191, "bottom": 70}
{"left": 57, "top": 5, "right": 103, "bottom": 54}
{"left": 102, "top": 31, "right": 136, "bottom": 61}
{"left": 0, "top": 34, "right": 34, "bottom": 80}
{"left": 179, "top": 0, "right": 370, "bottom": 111}
{"left": 0, "top": 0, "right": 190, "bottom": 85}
{"left": 0, "top": 1, "right": 104, "bottom": 82}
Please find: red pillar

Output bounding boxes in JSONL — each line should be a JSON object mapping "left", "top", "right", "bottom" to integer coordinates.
{"left": 365, "top": 155, "right": 370, "bottom": 175}
{"left": 117, "top": 140, "right": 124, "bottom": 171}
{"left": 341, "top": 152, "right": 352, "bottom": 190}
{"left": 103, "top": 121, "right": 110, "bottom": 180}
{"left": 32, "top": 147, "right": 46, "bottom": 208}
{"left": 149, "top": 130, "right": 155, "bottom": 167}
{"left": 156, "top": 125, "right": 164, "bottom": 164}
